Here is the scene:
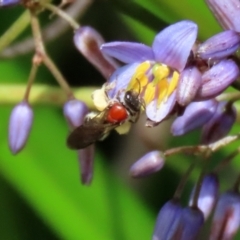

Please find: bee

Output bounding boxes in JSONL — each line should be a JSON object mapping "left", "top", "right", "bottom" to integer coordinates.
{"left": 67, "top": 88, "right": 144, "bottom": 150}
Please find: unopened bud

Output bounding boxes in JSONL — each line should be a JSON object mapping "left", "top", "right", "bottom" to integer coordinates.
{"left": 189, "top": 173, "right": 219, "bottom": 220}
{"left": 206, "top": 0, "right": 240, "bottom": 31}
{"left": 8, "top": 101, "right": 33, "bottom": 154}
{"left": 210, "top": 191, "right": 240, "bottom": 240}
{"left": 0, "top": 0, "right": 20, "bottom": 7}
{"left": 201, "top": 101, "right": 236, "bottom": 144}
{"left": 63, "top": 99, "right": 88, "bottom": 128}
{"left": 153, "top": 199, "right": 183, "bottom": 240}
{"left": 197, "top": 30, "right": 240, "bottom": 60}
{"left": 77, "top": 144, "right": 94, "bottom": 185}
{"left": 177, "top": 65, "right": 202, "bottom": 106}
{"left": 171, "top": 99, "right": 218, "bottom": 136}
{"left": 196, "top": 59, "right": 239, "bottom": 100}
{"left": 130, "top": 151, "right": 165, "bottom": 178}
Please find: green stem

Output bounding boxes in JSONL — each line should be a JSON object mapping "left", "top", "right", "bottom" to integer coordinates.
{"left": 0, "top": 84, "right": 96, "bottom": 108}
{"left": 0, "top": 10, "right": 30, "bottom": 52}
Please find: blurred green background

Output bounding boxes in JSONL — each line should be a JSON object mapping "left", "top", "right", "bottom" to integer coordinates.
{"left": 0, "top": 0, "right": 239, "bottom": 239}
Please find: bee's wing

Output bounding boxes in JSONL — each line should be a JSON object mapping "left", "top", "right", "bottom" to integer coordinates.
{"left": 67, "top": 124, "right": 105, "bottom": 149}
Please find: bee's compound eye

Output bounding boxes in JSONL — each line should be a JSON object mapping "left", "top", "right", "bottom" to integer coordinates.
{"left": 106, "top": 103, "right": 128, "bottom": 123}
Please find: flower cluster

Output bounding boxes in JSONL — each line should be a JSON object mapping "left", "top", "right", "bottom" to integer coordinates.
{"left": 2, "top": 0, "right": 240, "bottom": 239}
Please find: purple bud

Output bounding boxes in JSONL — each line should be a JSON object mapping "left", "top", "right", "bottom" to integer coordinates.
{"left": 210, "top": 191, "right": 240, "bottom": 240}
{"left": 189, "top": 174, "right": 219, "bottom": 220}
{"left": 196, "top": 59, "right": 239, "bottom": 100}
{"left": 8, "top": 101, "right": 33, "bottom": 154}
{"left": 63, "top": 99, "right": 89, "bottom": 128}
{"left": 197, "top": 30, "right": 240, "bottom": 60}
{"left": 77, "top": 144, "right": 94, "bottom": 185}
{"left": 177, "top": 66, "right": 202, "bottom": 106}
{"left": 130, "top": 151, "right": 165, "bottom": 178}
{"left": 176, "top": 206, "right": 204, "bottom": 240}
{"left": 206, "top": 0, "right": 240, "bottom": 32}
{"left": 171, "top": 99, "right": 218, "bottom": 136}
{"left": 0, "top": 0, "right": 20, "bottom": 7}
{"left": 74, "top": 26, "right": 118, "bottom": 79}
{"left": 153, "top": 200, "right": 183, "bottom": 240}
{"left": 201, "top": 102, "right": 236, "bottom": 144}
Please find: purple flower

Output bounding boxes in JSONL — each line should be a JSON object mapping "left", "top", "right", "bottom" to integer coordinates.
{"left": 101, "top": 21, "right": 198, "bottom": 124}
{"left": 8, "top": 101, "right": 33, "bottom": 154}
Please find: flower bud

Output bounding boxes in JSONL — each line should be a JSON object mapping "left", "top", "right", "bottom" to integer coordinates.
{"left": 206, "top": 0, "right": 240, "bottom": 31}
{"left": 8, "top": 101, "right": 33, "bottom": 154}
{"left": 153, "top": 199, "right": 183, "bottom": 240}
{"left": 210, "top": 191, "right": 240, "bottom": 240}
{"left": 189, "top": 173, "right": 219, "bottom": 220}
{"left": 197, "top": 30, "right": 240, "bottom": 60}
{"left": 177, "top": 206, "right": 204, "bottom": 240}
{"left": 77, "top": 144, "right": 94, "bottom": 185}
{"left": 0, "top": 0, "right": 20, "bottom": 7}
{"left": 196, "top": 59, "right": 239, "bottom": 100}
{"left": 201, "top": 102, "right": 236, "bottom": 144}
{"left": 171, "top": 99, "right": 218, "bottom": 136}
{"left": 74, "top": 26, "right": 118, "bottom": 79}
{"left": 130, "top": 151, "right": 165, "bottom": 178}
{"left": 63, "top": 99, "right": 89, "bottom": 128}
{"left": 177, "top": 65, "right": 202, "bottom": 106}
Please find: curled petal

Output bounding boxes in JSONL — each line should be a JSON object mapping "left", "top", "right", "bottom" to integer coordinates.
{"left": 74, "top": 26, "right": 118, "bottom": 79}
{"left": 196, "top": 59, "right": 239, "bottom": 100}
{"left": 171, "top": 99, "right": 218, "bottom": 136}
{"left": 197, "top": 30, "right": 240, "bottom": 60}
{"left": 153, "top": 200, "right": 183, "bottom": 240}
{"left": 201, "top": 101, "right": 236, "bottom": 144}
{"left": 177, "top": 66, "right": 202, "bottom": 106}
{"left": 101, "top": 42, "right": 154, "bottom": 64}
{"left": 152, "top": 20, "right": 198, "bottom": 72}
{"left": 206, "top": 0, "right": 240, "bottom": 31}
{"left": 77, "top": 145, "right": 94, "bottom": 185}
{"left": 63, "top": 99, "right": 89, "bottom": 128}
{"left": 146, "top": 91, "right": 176, "bottom": 124}
{"left": 210, "top": 191, "right": 240, "bottom": 240}
{"left": 0, "top": 0, "right": 20, "bottom": 6}
{"left": 189, "top": 174, "right": 219, "bottom": 220}
{"left": 107, "top": 62, "right": 140, "bottom": 98}
{"left": 8, "top": 101, "right": 33, "bottom": 154}
{"left": 130, "top": 151, "right": 165, "bottom": 178}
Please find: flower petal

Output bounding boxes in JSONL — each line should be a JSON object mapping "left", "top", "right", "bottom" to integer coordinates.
{"left": 152, "top": 20, "right": 198, "bottom": 72}
{"left": 106, "top": 62, "right": 140, "bottom": 98}
{"left": 74, "top": 26, "right": 118, "bottom": 79}
{"left": 171, "top": 99, "right": 218, "bottom": 136}
{"left": 206, "top": 0, "right": 240, "bottom": 31}
{"left": 196, "top": 59, "right": 239, "bottom": 100}
{"left": 101, "top": 42, "right": 155, "bottom": 63}
{"left": 0, "top": 0, "right": 20, "bottom": 6}
{"left": 146, "top": 91, "right": 176, "bottom": 124}
{"left": 197, "top": 30, "right": 240, "bottom": 60}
